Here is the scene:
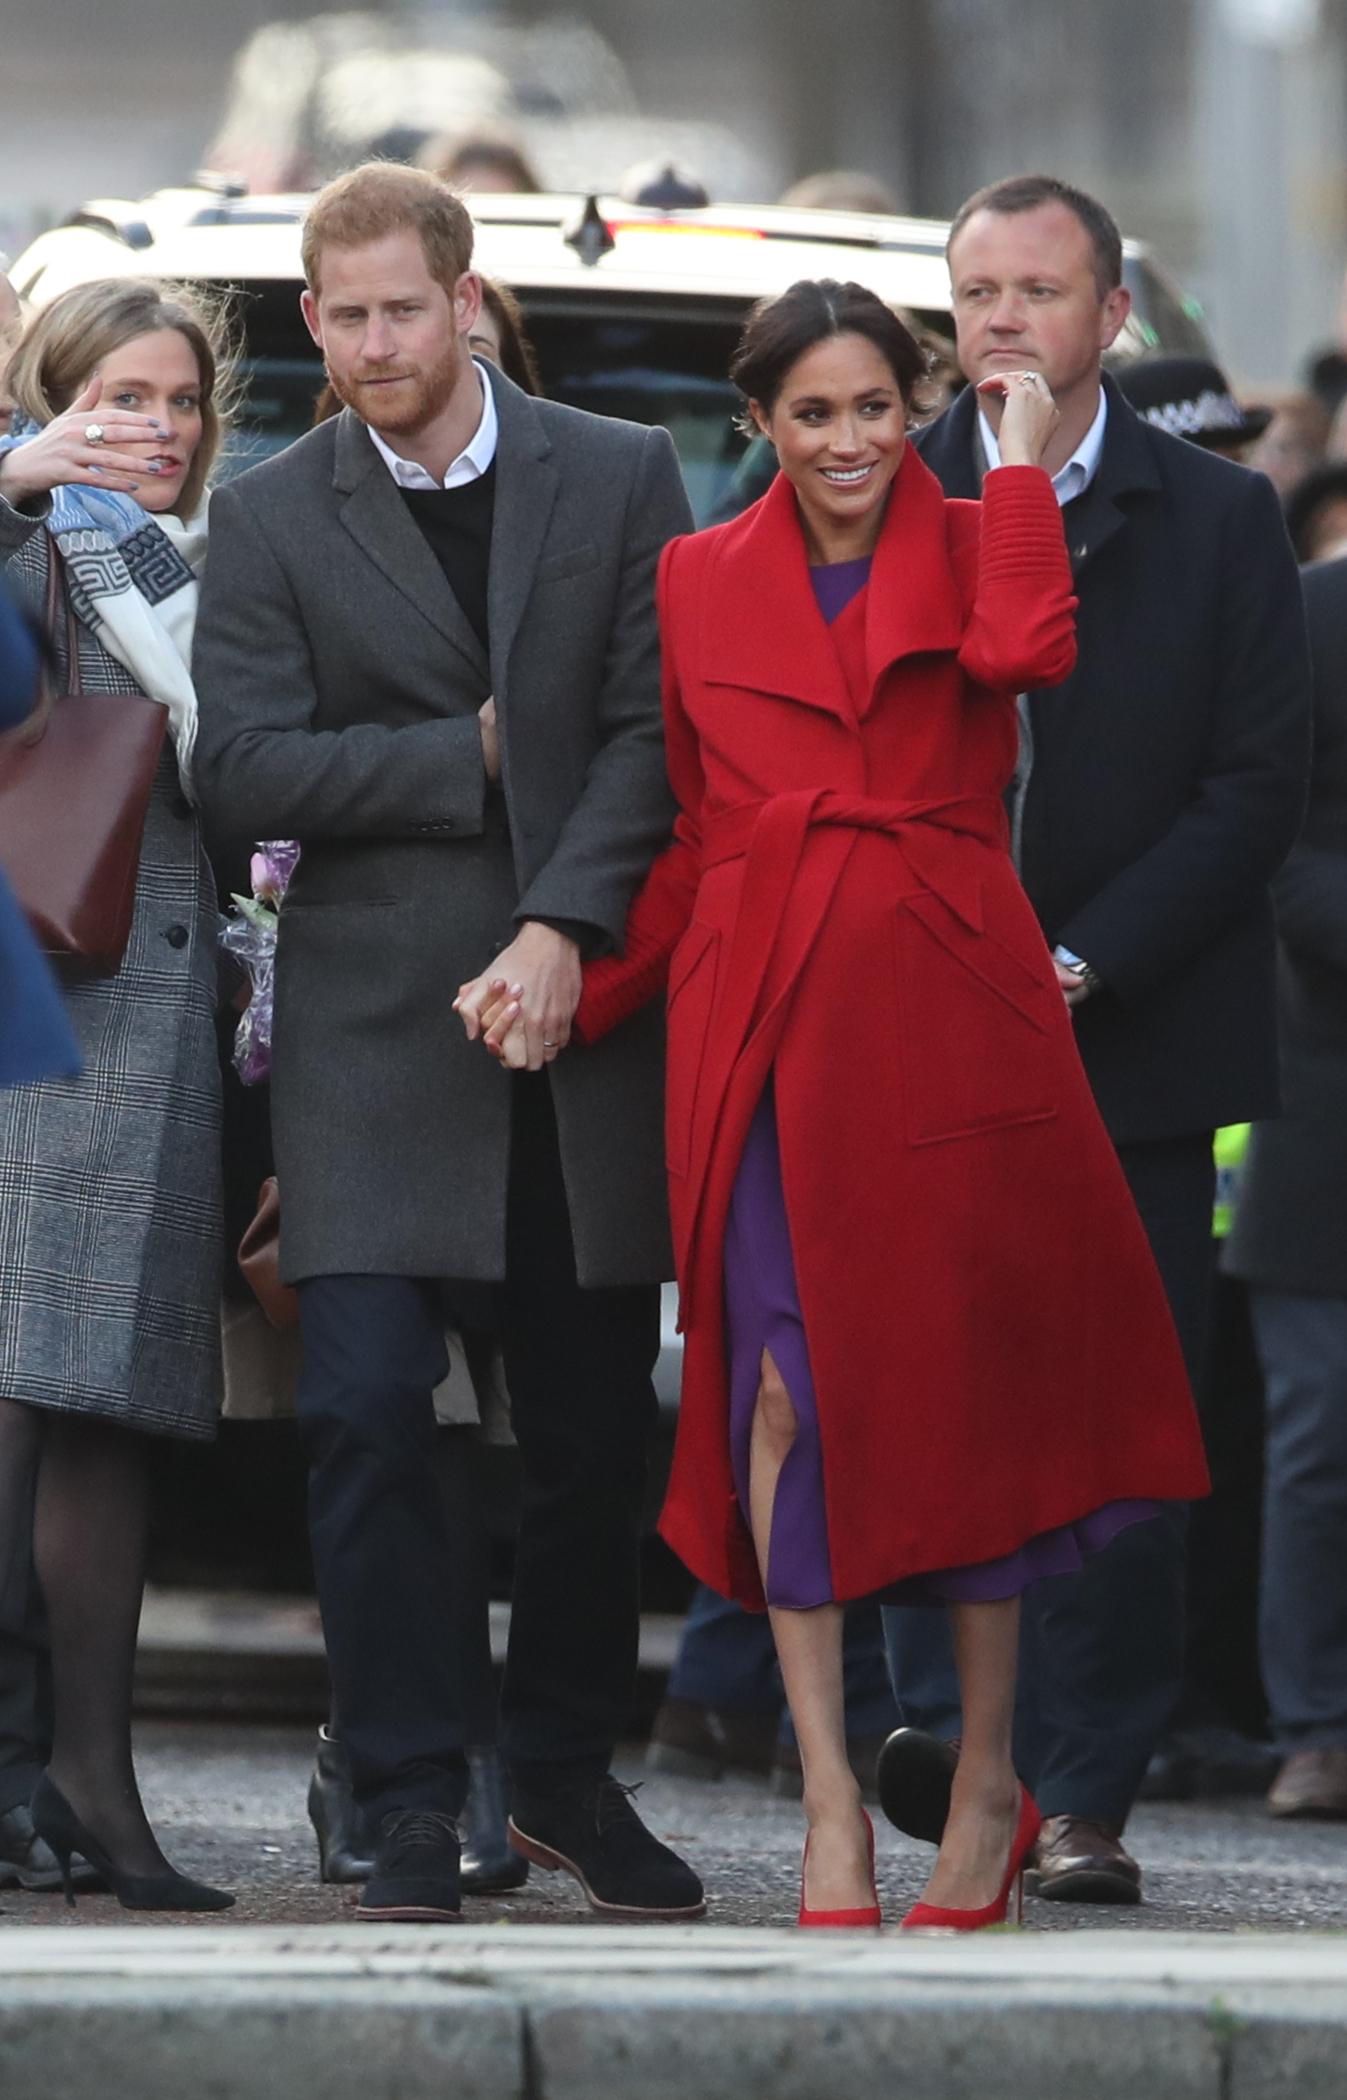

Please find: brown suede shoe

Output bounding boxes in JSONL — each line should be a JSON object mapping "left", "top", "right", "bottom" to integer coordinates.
{"left": 1029, "top": 1814, "right": 1142, "bottom": 1904}
{"left": 1267, "top": 1748, "right": 1347, "bottom": 1820}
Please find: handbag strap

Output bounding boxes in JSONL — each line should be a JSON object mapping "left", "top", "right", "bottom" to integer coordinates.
{"left": 43, "top": 534, "right": 83, "bottom": 697}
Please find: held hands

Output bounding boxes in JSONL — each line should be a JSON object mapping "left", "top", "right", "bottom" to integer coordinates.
{"left": 975, "top": 369, "right": 1060, "bottom": 469}
{"left": 454, "top": 921, "right": 582, "bottom": 1072}
{"left": 0, "top": 377, "right": 166, "bottom": 505}
{"left": 479, "top": 696, "right": 501, "bottom": 783}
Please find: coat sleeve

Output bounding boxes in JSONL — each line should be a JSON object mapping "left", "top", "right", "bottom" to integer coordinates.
{"left": 511, "top": 425, "right": 695, "bottom": 946}
{"left": 1268, "top": 560, "right": 1347, "bottom": 973}
{"left": 957, "top": 466, "right": 1077, "bottom": 692}
{"left": 571, "top": 536, "right": 704, "bottom": 1042}
{"left": 1054, "top": 469, "right": 1313, "bottom": 1002}
{"left": 192, "top": 480, "right": 490, "bottom": 842}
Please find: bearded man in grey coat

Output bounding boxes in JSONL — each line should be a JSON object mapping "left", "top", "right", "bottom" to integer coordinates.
{"left": 193, "top": 163, "right": 702, "bottom": 1924}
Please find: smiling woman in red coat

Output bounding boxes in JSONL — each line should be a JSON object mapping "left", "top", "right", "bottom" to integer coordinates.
{"left": 460, "top": 281, "right": 1209, "bottom": 1932}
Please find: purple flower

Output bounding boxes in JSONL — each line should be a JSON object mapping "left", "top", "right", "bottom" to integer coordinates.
{"left": 250, "top": 839, "right": 300, "bottom": 903}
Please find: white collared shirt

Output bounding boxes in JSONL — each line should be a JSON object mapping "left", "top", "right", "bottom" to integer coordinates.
{"left": 977, "top": 386, "right": 1108, "bottom": 508}
{"left": 366, "top": 359, "right": 499, "bottom": 490}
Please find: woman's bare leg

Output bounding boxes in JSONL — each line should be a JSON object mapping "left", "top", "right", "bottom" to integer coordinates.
{"left": 918, "top": 1596, "right": 1023, "bottom": 1910}
{"left": 750, "top": 1350, "right": 871, "bottom": 1912}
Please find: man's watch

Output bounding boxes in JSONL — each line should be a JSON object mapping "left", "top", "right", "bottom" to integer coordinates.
{"left": 1053, "top": 945, "right": 1103, "bottom": 997}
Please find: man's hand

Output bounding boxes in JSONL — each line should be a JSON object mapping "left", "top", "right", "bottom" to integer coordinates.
{"left": 479, "top": 696, "right": 501, "bottom": 784}
{"left": 455, "top": 920, "right": 581, "bottom": 1070}
{"left": 1055, "top": 959, "right": 1092, "bottom": 1008}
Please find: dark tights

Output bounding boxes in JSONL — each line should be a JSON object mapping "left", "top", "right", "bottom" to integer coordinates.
{"left": 0, "top": 1396, "right": 170, "bottom": 1876}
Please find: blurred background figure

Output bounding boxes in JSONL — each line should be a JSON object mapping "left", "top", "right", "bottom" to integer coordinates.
{"left": 1249, "top": 395, "right": 1330, "bottom": 502}
{"left": 779, "top": 170, "right": 902, "bottom": 214}
{"left": 617, "top": 159, "right": 710, "bottom": 209}
{"left": 419, "top": 130, "right": 541, "bottom": 196}
{"left": 1287, "top": 465, "right": 1347, "bottom": 566}
{"left": 1224, "top": 546, "right": 1347, "bottom": 1822}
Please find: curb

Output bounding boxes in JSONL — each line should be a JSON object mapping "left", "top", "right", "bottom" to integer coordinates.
{"left": 3, "top": 1926, "right": 1347, "bottom": 2097}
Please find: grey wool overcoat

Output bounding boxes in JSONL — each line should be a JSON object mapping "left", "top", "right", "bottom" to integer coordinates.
{"left": 192, "top": 365, "right": 692, "bottom": 1287}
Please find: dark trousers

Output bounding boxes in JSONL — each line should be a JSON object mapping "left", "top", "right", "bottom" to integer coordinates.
{"left": 296, "top": 1073, "right": 660, "bottom": 1822}
{"left": 882, "top": 1132, "right": 1214, "bottom": 1827}
{"left": 667, "top": 1582, "right": 900, "bottom": 1744}
{"left": 1250, "top": 1290, "right": 1347, "bottom": 1751}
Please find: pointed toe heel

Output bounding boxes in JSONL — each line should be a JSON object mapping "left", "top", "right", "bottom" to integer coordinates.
{"left": 30, "top": 1774, "right": 235, "bottom": 1914}
{"left": 900, "top": 1786, "right": 1041, "bottom": 1934}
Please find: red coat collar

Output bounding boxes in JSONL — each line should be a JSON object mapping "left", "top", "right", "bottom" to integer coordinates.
{"left": 699, "top": 444, "right": 967, "bottom": 722}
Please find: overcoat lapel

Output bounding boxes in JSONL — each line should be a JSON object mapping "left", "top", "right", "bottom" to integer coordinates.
{"left": 332, "top": 408, "right": 489, "bottom": 680}
{"left": 863, "top": 448, "right": 966, "bottom": 704}
{"left": 1059, "top": 376, "right": 1162, "bottom": 579}
{"left": 485, "top": 364, "right": 558, "bottom": 699}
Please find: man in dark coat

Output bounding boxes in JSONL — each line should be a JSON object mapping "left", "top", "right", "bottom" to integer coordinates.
{"left": 193, "top": 163, "right": 703, "bottom": 1924}
{"left": 1225, "top": 552, "right": 1347, "bottom": 1821}
{"left": 879, "top": 174, "right": 1311, "bottom": 1903}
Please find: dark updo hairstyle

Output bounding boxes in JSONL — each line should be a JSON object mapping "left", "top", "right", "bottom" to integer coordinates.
{"left": 729, "top": 279, "right": 928, "bottom": 428}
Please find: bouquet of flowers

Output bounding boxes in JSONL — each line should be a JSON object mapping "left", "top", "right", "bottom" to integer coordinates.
{"left": 219, "top": 840, "right": 299, "bottom": 1085}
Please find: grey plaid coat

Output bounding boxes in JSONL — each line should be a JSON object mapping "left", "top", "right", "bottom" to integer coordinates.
{"left": 0, "top": 504, "right": 221, "bottom": 1439}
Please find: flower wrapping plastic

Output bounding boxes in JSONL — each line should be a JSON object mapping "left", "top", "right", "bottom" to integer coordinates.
{"left": 219, "top": 840, "right": 300, "bottom": 1084}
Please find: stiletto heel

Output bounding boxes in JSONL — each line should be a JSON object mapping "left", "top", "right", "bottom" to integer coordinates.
{"left": 798, "top": 1807, "right": 881, "bottom": 1928}
{"left": 900, "top": 1785, "right": 1040, "bottom": 1934}
{"left": 30, "top": 1774, "right": 235, "bottom": 1913}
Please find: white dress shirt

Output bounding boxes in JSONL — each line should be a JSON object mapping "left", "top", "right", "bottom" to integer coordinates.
{"left": 978, "top": 386, "right": 1108, "bottom": 509}
{"left": 366, "top": 360, "right": 499, "bottom": 489}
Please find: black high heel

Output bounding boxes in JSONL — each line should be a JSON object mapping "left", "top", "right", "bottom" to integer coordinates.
{"left": 30, "top": 1773, "right": 235, "bottom": 1912}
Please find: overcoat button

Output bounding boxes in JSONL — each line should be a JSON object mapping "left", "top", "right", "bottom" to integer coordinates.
{"left": 165, "top": 924, "right": 189, "bottom": 948}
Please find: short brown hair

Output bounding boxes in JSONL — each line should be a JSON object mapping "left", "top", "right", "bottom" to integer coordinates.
{"left": 730, "top": 279, "right": 928, "bottom": 421}
{"left": 948, "top": 175, "right": 1123, "bottom": 300}
{"left": 8, "top": 277, "right": 234, "bottom": 515}
{"left": 302, "top": 162, "right": 475, "bottom": 297}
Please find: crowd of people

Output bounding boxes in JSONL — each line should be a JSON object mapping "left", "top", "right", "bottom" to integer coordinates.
{"left": 0, "top": 153, "right": 1342, "bottom": 1931}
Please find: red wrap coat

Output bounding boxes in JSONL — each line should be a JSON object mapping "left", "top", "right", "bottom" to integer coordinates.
{"left": 576, "top": 449, "right": 1210, "bottom": 1611}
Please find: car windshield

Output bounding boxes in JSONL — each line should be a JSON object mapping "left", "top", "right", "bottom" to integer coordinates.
{"left": 220, "top": 281, "right": 749, "bottom": 524}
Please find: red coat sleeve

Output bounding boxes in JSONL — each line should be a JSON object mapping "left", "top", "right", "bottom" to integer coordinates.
{"left": 956, "top": 464, "right": 1078, "bottom": 692}
{"left": 572, "top": 539, "right": 704, "bottom": 1043}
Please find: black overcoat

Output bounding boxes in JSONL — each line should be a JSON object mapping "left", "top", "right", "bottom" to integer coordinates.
{"left": 915, "top": 374, "right": 1312, "bottom": 1143}
{"left": 193, "top": 366, "right": 691, "bottom": 1287}
{"left": 1226, "top": 554, "right": 1347, "bottom": 1294}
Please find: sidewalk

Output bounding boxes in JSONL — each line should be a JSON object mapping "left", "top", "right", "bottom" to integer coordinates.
{"left": 2, "top": 1919, "right": 1347, "bottom": 2098}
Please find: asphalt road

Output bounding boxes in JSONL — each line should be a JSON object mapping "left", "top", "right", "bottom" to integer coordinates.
{"left": 1, "top": 1720, "right": 1345, "bottom": 1933}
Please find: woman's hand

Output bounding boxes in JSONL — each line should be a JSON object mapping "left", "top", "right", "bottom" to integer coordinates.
{"left": 976, "top": 369, "right": 1060, "bottom": 469}
{"left": 454, "top": 922, "right": 582, "bottom": 1071}
{"left": 0, "top": 376, "right": 166, "bottom": 505}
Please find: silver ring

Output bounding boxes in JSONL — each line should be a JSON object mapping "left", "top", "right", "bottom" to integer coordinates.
{"left": 543, "top": 1039, "right": 558, "bottom": 1048}
{"left": 84, "top": 423, "right": 105, "bottom": 445}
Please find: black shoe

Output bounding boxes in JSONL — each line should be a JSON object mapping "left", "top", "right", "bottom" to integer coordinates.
{"left": 875, "top": 1728, "right": 959, "bottom": 1845}
{"left": 308, "top": 1727, "right": 376, "bottom": 1884}
{"left": 509, "top": 1776, "right": 705, "bottom": 1920}
{"left": 30, "top": 1774, "right": 234, "bottom": 1913}
{"left": 355, "top": 1808, "right": 463, "bottom": 1923}
{"left": 0, "top": 1803, "right": 101, "bottom": 1893}
{"left": 461, "top": 1746, "right": 529, "bottom": 1894}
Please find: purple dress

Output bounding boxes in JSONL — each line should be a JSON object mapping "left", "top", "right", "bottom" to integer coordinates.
{"left": 722, "top": 558, "right": 1157, "bottom": 1610}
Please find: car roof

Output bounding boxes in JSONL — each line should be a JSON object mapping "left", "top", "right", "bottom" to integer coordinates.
{"left": 10, "top": 184, "right": 1162, "bottom": 319}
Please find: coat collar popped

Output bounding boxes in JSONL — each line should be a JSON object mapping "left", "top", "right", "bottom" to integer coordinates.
{"left": 699, "top": 444, "right": 966, "bottom": 724}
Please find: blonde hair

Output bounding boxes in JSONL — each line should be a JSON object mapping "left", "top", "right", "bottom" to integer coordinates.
{"left": 302, "top": 161, "right": 475, "bottom": 298}
{"left": 8, "top": 278, "right": 236, "bottom": 516}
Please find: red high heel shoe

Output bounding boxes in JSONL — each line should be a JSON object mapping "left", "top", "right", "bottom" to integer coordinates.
{"left": 798, "top": 1808, "right": 881, "bottom": 1928}
{"left": 900, "top": 1786, "right": 1041, "bottom": 1934}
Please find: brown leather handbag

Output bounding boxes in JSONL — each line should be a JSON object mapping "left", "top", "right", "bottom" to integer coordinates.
{"left": 237, "top": 1177, "right": 300, "bottom": 1330}
{"left": 0, "top": 539, "right": 168, "bottom": 976}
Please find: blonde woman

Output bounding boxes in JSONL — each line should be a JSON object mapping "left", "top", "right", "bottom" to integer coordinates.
{"left": 0, "top": 279, "right": 234, "bottom": 1910}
